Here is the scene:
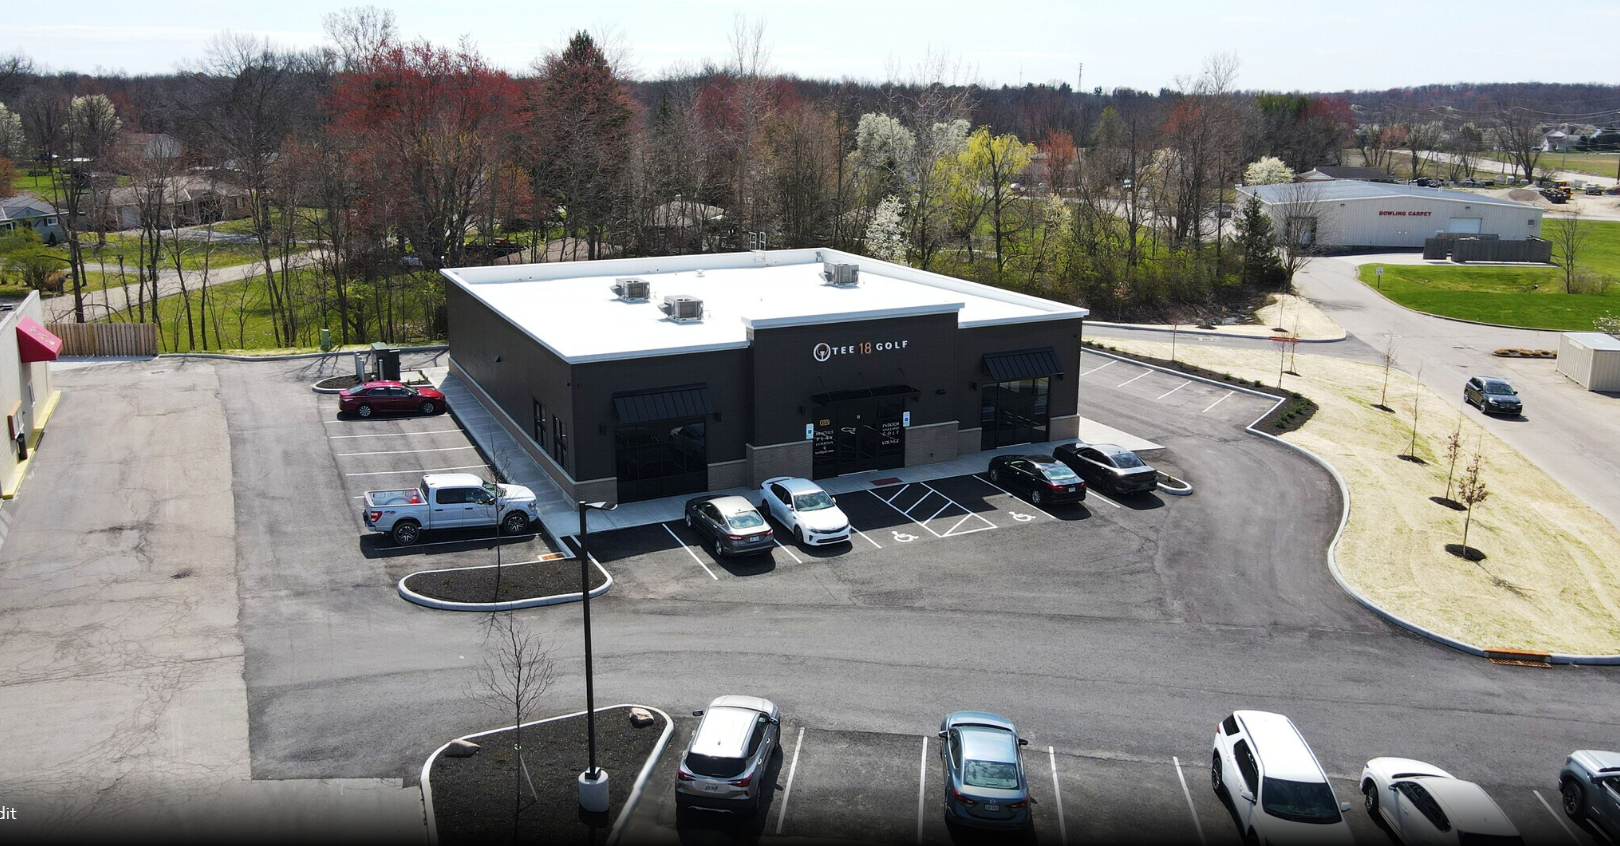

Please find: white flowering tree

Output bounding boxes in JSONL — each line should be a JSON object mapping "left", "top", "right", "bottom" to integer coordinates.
{"left": 1243, "top": 156, "right": 1295, "bottom": 185}
{"left": 865, "top": 195, "right": 907, "bottom": 263}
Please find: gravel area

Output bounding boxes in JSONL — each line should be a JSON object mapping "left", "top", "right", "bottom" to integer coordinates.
{"left": 403, "top": 559, "right": 607, "bottom": 605}
{"left": 429, "top": 705, "right": 668, "bottom": 846}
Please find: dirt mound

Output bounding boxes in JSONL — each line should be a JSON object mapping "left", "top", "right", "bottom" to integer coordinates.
{"left": 1507, "top": 188, "right": 1544, "bottom": 204}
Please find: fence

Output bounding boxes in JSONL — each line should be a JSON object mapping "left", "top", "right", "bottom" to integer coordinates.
{"left": 1422, "top": 235, "right": 1551, "bottom": 263}
{"left": 47, "top": 322, "right": 159, "bottom": 357}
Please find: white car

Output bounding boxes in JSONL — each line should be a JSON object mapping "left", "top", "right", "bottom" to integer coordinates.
{"left": 1212, "top": 710, "right": 1355, "bottom": 846}
{"left": 757, "top": 476, "right": 851, "bottom": 547}
{"left": 1360, "top": 758, "right": 1522, "bottom": 845}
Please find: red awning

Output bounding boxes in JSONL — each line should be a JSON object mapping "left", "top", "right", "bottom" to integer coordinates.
{"left": 16, "top": 316, "right": 63, "bottom": 363}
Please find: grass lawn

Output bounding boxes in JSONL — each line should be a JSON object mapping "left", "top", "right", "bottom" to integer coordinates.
{"left": 1356, "top": 219, "right": 1620, "bottom": 330}
{"left": 10, "top": 170, "right": 61, "bottom": 199}
{"left": 1480, "top": 151, "right": 1620, "bottom": 180}
{"left": 75, "top": 232, "right": 276, "bottom": 272}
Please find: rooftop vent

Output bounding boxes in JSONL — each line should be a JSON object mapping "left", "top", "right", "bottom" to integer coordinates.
{"left": 660, "top": 295, "right": 704, "bottom": 323}
{"left": 822, "top": 262, "right": 860, "bottom": 287}
{"left": 612, "top": 277, "right": 650, "bottom": 302}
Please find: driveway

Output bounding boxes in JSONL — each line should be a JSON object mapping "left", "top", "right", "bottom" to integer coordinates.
{"left": 45, "top": 250, "right": 318, "bottom": 322}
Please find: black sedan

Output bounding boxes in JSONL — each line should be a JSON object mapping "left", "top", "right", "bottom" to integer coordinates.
{"left": 1053, "top": 442, "right": 1159, "bottom": 495}
{"left": 987, "top": 455, "right": 1086, "bottom": 506}
{"left": 683, "top": 494, "right": 775, "bottom": 557}
{"left": 1464, "top": 376, "right": 1522, "bottom": 416}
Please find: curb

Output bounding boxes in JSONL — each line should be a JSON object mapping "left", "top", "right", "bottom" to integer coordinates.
{"left": 1157, "top": 477, "right": 1194, "bottom": 496}
{"left": 1083, "top": 349, "right": 1620, "bottom": 665}
{"left": 1087, "top": 320, "right": 1348, "bottom": 344}
{"left": 397, "top": 555, "right": 613, "bottom": 612}
{"left": 420, "top": 704, "right": 675, "bottom": 846}
{"left": 160, "top": 344, "right": 449, "bottom": 363}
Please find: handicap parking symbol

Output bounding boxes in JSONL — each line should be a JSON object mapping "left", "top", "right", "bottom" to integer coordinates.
{"left": 892, "top": 531, "right": 918, "bottom": 543}
{"left": 1009, "top": 512, "right": 1036, "bottom": 522}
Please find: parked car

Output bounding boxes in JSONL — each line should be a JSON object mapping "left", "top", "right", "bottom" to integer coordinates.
{"left": 684, "top": 495, "right": 775, "bottom": 557}
{"left": 938, "top": 711, "right": 1032, "bottom": 830}
{"left": 1360, "top": 758, "right": 1522, "bottom": 844}
{"left": 1464, "top": 376, "right": 1523, "bottom": 416}
{"left": 1053, "top": 441, "right": 1158, "bottom": 496}
{"left": 338, "top": 380, "right": 447, "bottom": 418}
{"left": 362, "top": 473, "right": 538, "bottom": 545}
{"left": 1559, "top": 749, "right": 1620, "bottom": 840}
{"left": 1212, "top": 710, "right": 1355, "bottom": 846}
{"left": 987, "top": 454, "right": 1086, "bottom": 506}
{"left": 758, "top": 476, "right": 851, "bottom": 547}
{"left": 676, "top": 695, "right": 780, "bottom": 814}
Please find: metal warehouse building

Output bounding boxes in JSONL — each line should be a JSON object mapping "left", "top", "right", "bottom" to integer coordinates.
{"left": 442, "top": 249, "right": 1088, "bottom": 503}
{"left": 1237, "top": 181, "right": 1543, "bottom": 249}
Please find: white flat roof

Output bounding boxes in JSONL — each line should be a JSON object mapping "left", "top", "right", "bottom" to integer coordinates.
{"left": 1242, "top": 181, "right": 1538, "bottom": 209}
{"left": 1565, "top": 332, "right": 1620, "bottom": 351}
{"left": 443, "top": 249, "right": 1088, "bottom": 363}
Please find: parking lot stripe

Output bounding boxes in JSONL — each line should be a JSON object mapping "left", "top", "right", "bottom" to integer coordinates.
{"left": 773, "top": 539, "right": 803, "bottom": 564}
{"left": 1202, "top": 391, "right": 1235, "bottom": 413}
{"left": 1087, "top": 491, "right": 1122, "bottom": 509}
{"left": 1049, "top": 747, "right": 1068, "bottom": 845}
{"left": 971, "top": 475, "right": 1057, "bottom": 521}
{"left": 878, "top": 484, "right": 911, "bottom": 505}
{"left": 1081, "top": 360, "right": 1117, "bottom": 376}
{"left": 852, "top": 526, "right": 883, "bottom": 549}
{"left": 328, "top": 428, "right": 462, "bottom": 439}
{"left": 1118, "top": 371, "right": 1151, "bottom": 388}
{"left": 866, "top": 490, "right": 945, "bottom": 538}
{"left": 335, "top": 445, "right": 479, "bottom": 457}
{"left": 661, "top": 523, "right": 719, "bottom": 580}
{"left": 1532, "top": 789, "right": 1580, "bottom": 842}
{"left": 943, "top": 513, "right": 976, "bottom": 536}
{"left": 1156, "top": 381, "right": 1190, "bottom": 400}
{"left": 774, "top": 727, "right": 805, "bottom": 835}
{"left": 345, "top": 464, "right": 488, "bottom": 477}
{"left": 1173, "top": 756, "right": 1208, "bottom": 846}
{"left": 917, "top": 736, "right": 930, "bottom": 844}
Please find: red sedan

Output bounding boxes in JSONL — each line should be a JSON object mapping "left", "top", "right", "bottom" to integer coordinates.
{"left": 338, "top": 381, "right": 448, "bottom": 418}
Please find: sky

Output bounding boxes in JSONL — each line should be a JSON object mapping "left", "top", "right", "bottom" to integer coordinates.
{"left": 7, "top": 0, "right": 1618, "bottom": 93}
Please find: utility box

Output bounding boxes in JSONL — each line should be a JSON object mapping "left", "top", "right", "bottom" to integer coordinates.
{"left": 370, "top": 341, "right": 402, "bottom": 382}
{"left": 1557, "top": 332, "right": 1620, "bottom": 392}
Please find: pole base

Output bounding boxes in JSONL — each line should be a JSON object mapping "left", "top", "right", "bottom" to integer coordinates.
{"left": 578, "top": 768, "right": 611, "bottom": 813}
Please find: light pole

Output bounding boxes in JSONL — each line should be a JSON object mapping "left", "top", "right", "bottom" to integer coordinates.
{"left": 576, "top": 499, "right": 616, "bottom": 814}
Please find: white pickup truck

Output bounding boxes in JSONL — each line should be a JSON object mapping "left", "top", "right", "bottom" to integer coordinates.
{"left": 362, "top": 473, "right": 541, "bottom": 545}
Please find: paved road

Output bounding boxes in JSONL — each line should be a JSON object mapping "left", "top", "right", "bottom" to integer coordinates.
{"left": 46, "top": 250, "right": 317, "bottom": 322}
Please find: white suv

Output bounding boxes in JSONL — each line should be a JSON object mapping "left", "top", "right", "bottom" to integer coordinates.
{"left": 675, "top": 695, "right": 780, "bottom": 814}
{"left": 1212, "top": 710, "right": 1354, "bottom": 845}
{"left": 758, "top": 477, "right": 851, "bottom": 547}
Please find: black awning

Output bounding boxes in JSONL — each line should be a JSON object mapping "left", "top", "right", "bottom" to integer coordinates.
{"left": 983, "top": 348, "right": 1064, "bottom": 382}
{"left": 810, "top": 384, "right": 919, "bottom": 407}
{"left": 613, "top": 385, "right": 715, "bottom": 424}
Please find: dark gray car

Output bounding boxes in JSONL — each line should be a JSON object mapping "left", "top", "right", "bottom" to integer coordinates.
{"left": 1560, "top": 749, "right": 1620, "bottom": 840}
{"left": 1464, "top": 376, "right": 1522, "bottom": 416}
{"left": 938, "top": 711, "right": 1032, "bottom": 830}
{"left": 1053, "top": 441, "right": 1158, "bottom": 495}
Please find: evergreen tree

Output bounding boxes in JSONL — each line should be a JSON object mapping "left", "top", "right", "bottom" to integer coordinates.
{"left": 1235, "top": 195, "right": 1284, "bottom": 289}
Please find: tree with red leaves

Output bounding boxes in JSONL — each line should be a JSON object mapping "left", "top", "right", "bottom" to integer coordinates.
{"left": 328, "top": 39, "right": 517, "bottom": 268}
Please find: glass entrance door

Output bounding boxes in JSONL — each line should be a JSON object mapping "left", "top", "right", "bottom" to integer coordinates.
{"left": 812, "top": 398, "right": 906, "bottom": 479}
{"left": 980, "top": 377, "right": 1050, "bottom": 450}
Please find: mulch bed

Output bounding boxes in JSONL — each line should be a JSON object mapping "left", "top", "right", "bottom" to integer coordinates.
{"left": 429, "top": 705, "right": 669, "bottom": 846}
{"left": 316, "top": 374, "right": 362, "bottom": 390}
{"left": 1086, "top": 343, "right": 1321, "bottom": 435}
{"left": 404, "top": 559, "right": 607, "bottom": 605}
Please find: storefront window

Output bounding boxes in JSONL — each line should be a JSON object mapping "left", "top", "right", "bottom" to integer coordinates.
{"left": 615, "top": 417, "right": 708, "bottom": 502}
{"left": 980, "top": 376, "right": 1050, "bottom": 450}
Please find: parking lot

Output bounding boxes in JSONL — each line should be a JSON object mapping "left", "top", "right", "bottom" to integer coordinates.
{"left": 623, "top": 718, "right": 1600, "bottom": 845}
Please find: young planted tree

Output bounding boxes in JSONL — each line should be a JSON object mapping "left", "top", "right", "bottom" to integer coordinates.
{"left": 1455, "top": 450, "right": 1490, "bottom": 560}
{"left": 1440, "top": 420, "right": 1463, "bottom": 505}
{"left": 1546, "top": 207, "right": 1589, "bottom": 293}
{"left": 1402, "top": 362, "right": 1425, "bottom": 460}
{"left": 469, "top": 615, "right": 557, "bottom": 839}
{"left": 1376, "top": 335, "right": 1397, "bottom": 411}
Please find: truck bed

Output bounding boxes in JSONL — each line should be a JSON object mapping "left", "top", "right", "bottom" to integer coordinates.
{"left": 365, "top": 488, "right": 425, "bottom": 507}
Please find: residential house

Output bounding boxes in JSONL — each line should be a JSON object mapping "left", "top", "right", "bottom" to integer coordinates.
{"left": 0, "top": 196, "right": 66, "bottom": 245}
{"left": 102, "top": 176, "right": 252, "bottom": 231}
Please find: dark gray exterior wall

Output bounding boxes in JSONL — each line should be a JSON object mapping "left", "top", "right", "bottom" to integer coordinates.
{"left": 572, "top": 349, "right": 750, "bottom": 481}
{"left": 956, "top": 317, "right": 1085, "bottom": 425}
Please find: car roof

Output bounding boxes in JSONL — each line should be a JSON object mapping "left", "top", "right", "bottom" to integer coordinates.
{"left": 361, "top": 380, "right": 406, "bottom": 388}
{"left": 710, "top": 694, "right": 776, "bottom": 715}
{"left": 764, "top": 477, "right": 826, "bottom": 496}
{"left": 959, "top": 726, "right": 1018, "bottom": 763}
{"left": 1092, "top": 443, "right": 1134, "bottom": 456}
{"left": 945, "top": 711, "right": 1017, "bottom": 732}
{"left": 1421, "top": 779, "right": 1517, "bottom": 835}
{"left": 699, "top": 495, "right": 759, "bottom": 516}
{"left": 1005, "top": 454, "right": 1059, "bottom": 464}
{"left": 423, "top": 473, "right": 487, "bottom": 488}
{"left": 691, "top": 707, "right": 759, "bottom": 758}
{"left": 1479, "top": 377, "right": 1512, "bottom": 386}
{"left": 1233, "top": 711, "right": 1324, "bottom": 782}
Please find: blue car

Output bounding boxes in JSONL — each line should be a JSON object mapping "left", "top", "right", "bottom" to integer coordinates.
{"left": 938, "top": 711, "right": 1032, "bottom": 830}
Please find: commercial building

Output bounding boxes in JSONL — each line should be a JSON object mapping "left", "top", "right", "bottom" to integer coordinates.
{"left": 0, "top": 292, "right": 63, "bottom": 498}
{"left": 1237, "top": 181, "right": 1543, "bottom": 249}
{"left": 442, "top": 249, "right": 1088, "bottom": 503}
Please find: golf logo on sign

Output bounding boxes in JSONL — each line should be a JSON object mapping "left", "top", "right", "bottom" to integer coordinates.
{"left": 813, "top": 343, "right": 832, "bottom": 362}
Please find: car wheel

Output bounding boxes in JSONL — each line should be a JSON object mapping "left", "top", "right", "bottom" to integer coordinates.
{"left": 357, "top": 404, "right": 373, "bottom": 418}
{"left": 1245, "top": 830, "right": 1260, "bottom": 846}
{"left": 1211, "top": 751, "right": 1225, "bottom": 796}
{"left": 392, "top": 521, "right": 421, "bottom": 546}
{"left": 419, "top": 400, "right": 436, "bottom": 415}
{"left": 794, "top": 527, "right": 804, "bottom": 546}
{"left": 711, "top": 537, "right": 724, "bottom": 558}
{"left": 501, "top": 511, "right": 529, "bottom": 535}
{"left": 989, "top": 468, "right": 1001, "bottom": 483}
{"left": 1561, "top": 778, "right": 1586, "bottom": 819}
{"left": 1363, "top": 780, "right": 1379, "bottom": 815}
{"left": 1030, "top": 488, "right": 1044, "bottom": 505}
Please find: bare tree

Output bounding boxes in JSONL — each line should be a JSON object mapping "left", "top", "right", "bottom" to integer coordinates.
{"left": 1270, "top": 180, "right": 1329, "bottom": 290}
{"left": 1376, "top": 334, "right": 1397, "bottom": 411}
{"left": 1403, "top": 362, "right": 1425, "bottom": 459}
{"left": 1546, "top": 207, "right": 1589, "bottom": 293}
{"left": 62, "top": 94, "right": 122, "bottom": 323}
{"left": 726, "top": 14, "right": 774, "bottom": 244}
{"left": 1492, "top": 104, "right": 1545, "bottom": 185}
{"left": 1440, "top": 420, "right": 1463, "bottom": 503}
{"left": 1455, "top": 449, "right": 1489, "bottom": 560}
{"left": 468, "top": 615, "right": 557, "bottom": 840}
{"left": 322, "top": 5, "right": 398, "bottom": 70}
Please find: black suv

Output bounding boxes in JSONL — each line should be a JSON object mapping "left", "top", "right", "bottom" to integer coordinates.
{"left": 1464, "top": 376, "right": 1522, "bottom": 416}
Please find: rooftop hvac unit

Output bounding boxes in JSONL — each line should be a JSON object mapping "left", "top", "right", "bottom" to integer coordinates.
{"left": 611, "top": 277, "right": 650, "bottom": 301}
{"left": 822, "top": 262, "right": 860, "bottom": 287}
{"left": 660, "top": 295, "right": 704, "bottom": 322}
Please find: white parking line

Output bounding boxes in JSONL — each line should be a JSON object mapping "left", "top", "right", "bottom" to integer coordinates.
{"left": 1173, "top": 756, "right": 1208, "bottom": 846}
{"left": 851, "top": 526, "right": 883, "bottom": 549}
{"left": 329, "top": 428, "right": 462, "bottom": 439}
{"left": 336, "top": 445, "right": 479, "bottom": 457}
{"left": 345, "top": 464, "right": 488, "bottom": 477}
{"left": 1156, "top": 381, "right": 1190, "bottom": 400}
{"left": 1203, "top": 391, "right": 1235, "bottom": 413}
{"left": 870, "top": 483, "right": 996, "bottom": 538}
{"left": 1087, "top": 490, "right": 1122, "bottom": 509}
{"left": 878, "top": 484, "right": 911, "bottom": 505}
{"left": 774, "top": 727, "right": 805, "bottom": 835}
{"left": 916, "top": 736, "right": 930, "bottom": 845}
{"left": 661, "top": 523, "right": 719, "bottom": 580}
{"left": 971, "top": 474, "right": 1057, "bottom": 521}
{"left": 773, "top": 539, "right": 804, "bottom": 564}
{"left": 1533, "top": 789, "right": 1580, "bottom": 842}
{"left": 1049, "top": 747, "right": 1068, "bottom": 845}
{"left": 1081, "top": 360, "right": 1117, "bottom": 376}
{"left": 1118, "top": 371, "right": 1151, "bottom": 388}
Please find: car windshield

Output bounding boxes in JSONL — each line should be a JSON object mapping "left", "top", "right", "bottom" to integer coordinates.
{"left": 1037, "top": 464, "right": 1080, "bottom": 483}
{"left": 1483, "top": 382, "right": 1516, "bottom": 396}
{"left": 1261, "top": 778, "right": 1342, "bottom": 824}
{"left": 963, "top": 759, "right": 1019, "bottom": 790}
{"left": 725, "top": 511, "right": 766, "bottom": 530}
{"left": 793, "top": 491, "right": 836, "bottom": 511}
{"left": 685, "top": 753, "right": 746, "bottom": 778}
{"left": 1110, "top": 451, "right": 1146, "bottom": 468}
{"left": 481, "top": 482, "right": 502, "bottom": 499}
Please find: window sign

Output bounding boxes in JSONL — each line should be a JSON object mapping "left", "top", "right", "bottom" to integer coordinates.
{"left": 902, "top": 411, "right": 911, "bottom": 427}
{"left": 804, "top": 422, "right": 814, "bottom": 440}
